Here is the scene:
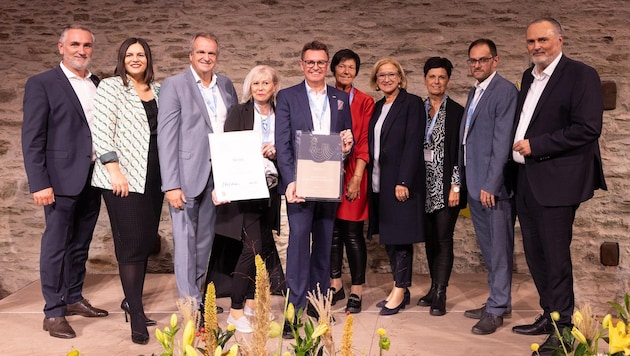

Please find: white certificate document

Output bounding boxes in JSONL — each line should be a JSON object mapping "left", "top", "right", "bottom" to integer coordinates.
{"left": 208, "top": 130, "right": 270, "bottom": 201}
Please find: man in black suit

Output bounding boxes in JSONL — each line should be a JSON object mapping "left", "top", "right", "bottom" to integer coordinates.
{"left": 510, "top": 18, "right": 607, "bottom": 355}
{"left": 22, "top": 24, "right": 108, "bottom": 339}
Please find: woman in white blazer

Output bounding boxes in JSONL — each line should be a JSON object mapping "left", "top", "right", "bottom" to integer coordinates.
{"left": 91, "top": 37, "right": 162, "bottom": 345}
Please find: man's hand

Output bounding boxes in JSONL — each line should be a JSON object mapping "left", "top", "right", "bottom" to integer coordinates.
{"left": 285, "top": 181, "right": 305, "bottom": 203}
{"left": 340, "top": 129, "right": 354, "bottom": 154}
{"left": 165, "top": 188, "right": 186, "bottom": 210}
{"left": 33, "top": 187, "right": 54, "bottom": 206}
{"left": 480, "top": 189, "right": 495, "bottom": 208}
{"left": 513, "top": 139, "right": 531, "bottom": 157}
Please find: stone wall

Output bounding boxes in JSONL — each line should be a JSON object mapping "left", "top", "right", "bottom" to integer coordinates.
{"left": 0, "top": 0, "right": 628, "bottom": 315}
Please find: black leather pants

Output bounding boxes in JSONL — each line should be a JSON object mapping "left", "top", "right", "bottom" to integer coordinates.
{"left": 424, "top": 206, "right": 460, "bottom": 286}
{"left": 330, "top": 219, "right": 366, "bottom": 285}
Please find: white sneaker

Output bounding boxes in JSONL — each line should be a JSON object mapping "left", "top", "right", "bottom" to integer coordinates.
{"left": 244, "top": 305, "right": 275, "bottom": 320}
{"left": 227, "top": 314, "right": 253, "bottom": 333}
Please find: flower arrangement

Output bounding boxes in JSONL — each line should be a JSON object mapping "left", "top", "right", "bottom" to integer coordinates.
{"left": 531, "top": 294, "right": 630, "bottom": 356}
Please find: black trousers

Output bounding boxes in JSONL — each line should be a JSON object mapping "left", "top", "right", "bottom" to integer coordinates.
{"left": 330, "top": 219, "right": 366, "bottom": 285}
{"left": 385, "top": 244, "right": 414, "bottom": 288}
{"left": 516, "top": 165, "right": 577, "bottom": 328}
{"left": 230, "top": 213, "right": 263, "bottom": 309}
{"left": 424, "top": 206, "right": 460, "bottom": 286}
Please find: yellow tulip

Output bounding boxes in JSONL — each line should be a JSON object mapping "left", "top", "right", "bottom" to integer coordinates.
{"left": 285, "top": 303, "right": 295, "bottom": 324}
{"left": 608, "top": 321, "right": 630, "bottom": 355}
{"left": 226, "top": 344, "right": 239, "bottom": 356}
{"left": 530, "top": 343, "right": 539, "bottom": 352}
{"left": 66, "top": 350, "right": 79, "bottom": 356}
{"left": 182, "top": 319, "right": 195, "bottom": 347}
{"left": 268, "top": 321, "right": 282, "bottom": 338}
{"left": 170, "top": 313, "right": 178, "bottom": 330}
{"left": 571, "top": 326, "right": 588, "bottom": 345}
{"left": 155, "top": 328, "right": 165, "bottom": 344}
{"left": 377, "top": 328, "right": 387, "bottom": 337}
{"left": 214, "top": 346, "right": 223, "bottom": 356}
{"left": 602, "top": 314, "right": 613, "bottom": 329}
{"left": 311, "top": 323, "right": 329, "bottom": 338}
{"left": 550, "top": 311, "right": 560, "bottom": 321}
{"left": 572, "top": 310, "right": 583, "bottom": 326}
{"left": 227, "top": 323, "right": 236, "bottom": 332}
{"left": 184, "top": 344, "right": 199, "bottom": 356}
{"left": 282, "top": 352, "right": 292, "bottom": 356}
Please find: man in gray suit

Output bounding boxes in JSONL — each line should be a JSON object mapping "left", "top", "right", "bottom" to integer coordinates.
{"left": 459, "top": 38, "right": 517, "bottom": 335}
{"left": 158, "top": 32, "right": 238, "bottom": 311}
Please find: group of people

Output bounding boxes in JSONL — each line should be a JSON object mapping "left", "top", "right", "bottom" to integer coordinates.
{"left": 21, "top": 16, "right": 606, "bottom": 356}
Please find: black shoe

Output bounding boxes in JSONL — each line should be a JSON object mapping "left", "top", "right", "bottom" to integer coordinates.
{"left": 376, "top": 288, "right": 410, "bottom": 308}
{"left": 121, "top": 299, "right": 157, "bottom": 326}
{"left": 512, "top": 314, "right": 553, "bottom": 335}
{"left": 471, "top": 312, "right": 503, "bottom": 335}
{"left": 345, "top": 294, "right": 362, "bottom": 314}
{"left": 282, "top": 322, "right": 294, "bottom": 339}
{"left": 379, "top": 298, "right": 406, "bottom": 316}
{"left": 65, "top": 299, "right": 109, "bottom": 317}
{"left": 306, "top": 302, "right": 319, "bottom": 320}
{"left": 417, "top": 283, "right": 436, "bottom": 307}
{"left": 429, "top": 285, "right": 446, "bottom": 316}
{"left": 534, "top": 333, "right": 572, "bottom": 356}
{"left": 464, "top": 304, "right": 512, "bottom": 319}
{"left": 330, "top": 287, "right": 345, "bottom": 306}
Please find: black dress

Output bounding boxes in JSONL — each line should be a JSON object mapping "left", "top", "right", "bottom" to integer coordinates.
{"left": 102, "top": 99, "right": 164, "bottom": 263}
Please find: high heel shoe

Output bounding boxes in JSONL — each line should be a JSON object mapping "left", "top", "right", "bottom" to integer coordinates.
{"left": 131, "top": 330, "right": 150, "bottom": 345}
{"left": 379, "top": 298, "right": 406, "bottom": 316}
{"left": 376, "top": 288, "right": 410, "bottom": 308}
{"left": 121, "top": 299, "right": 157, "bottom": 326}
{"left": 128, "top": 308, "right": 150, "bottom": 344}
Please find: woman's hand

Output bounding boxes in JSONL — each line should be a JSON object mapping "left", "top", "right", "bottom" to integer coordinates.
{"left": 448, "top": 185, "right": 460, "bottom": 207}
{"left": 105, "top": 162, "right": 129, "bottom": 197}
{"left": 262, "top": 143, "right": 276, "bottom": 160}
{"left": 395, "top": 184, "right": 409, "bottom": 202}
{"left": 346, "top": 175, "right": 361, "bottom": 201}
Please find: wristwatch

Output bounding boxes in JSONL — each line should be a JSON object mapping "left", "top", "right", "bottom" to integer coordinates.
{"left": 452, "top": 186, "right": 460, "bottom": 193}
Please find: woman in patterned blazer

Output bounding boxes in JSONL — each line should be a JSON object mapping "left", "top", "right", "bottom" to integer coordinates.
{"left": 91, "top": 38, "right": 162, "bottom": 345}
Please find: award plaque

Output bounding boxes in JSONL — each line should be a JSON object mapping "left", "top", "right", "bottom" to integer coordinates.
{"left": 295, "top": 130, "right": 343, "bottom": 201}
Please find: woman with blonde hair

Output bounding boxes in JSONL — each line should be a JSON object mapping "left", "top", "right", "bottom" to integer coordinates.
{"left": 367, "top": 57, "right": 425, "bottom": 316}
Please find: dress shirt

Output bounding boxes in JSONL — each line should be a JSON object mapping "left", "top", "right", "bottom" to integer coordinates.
{"left": 191, "top": 66, "right": 228, "bottom": 133}
{"left": 305, "top": 81, "right": 331, "bottom": 134}
{"left": 512, "top": 53, "right": 563, "bottom": 163}
{"left": 60, "top": 61, "right": 97, "bottom": 160}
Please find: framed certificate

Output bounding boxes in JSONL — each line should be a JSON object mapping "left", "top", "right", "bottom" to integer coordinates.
{"left": 295, "top": 130, "right": 343, "bottom": 201}
{"left": 208, "top": 131, "right": 270, "bottom": 201}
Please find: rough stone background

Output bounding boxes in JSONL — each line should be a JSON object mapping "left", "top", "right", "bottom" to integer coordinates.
{"left": 0, "top": 0, "right": 627, "bottom": 315}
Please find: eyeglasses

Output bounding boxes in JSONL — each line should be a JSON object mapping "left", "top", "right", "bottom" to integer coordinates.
{"left": 377, "top": 72, "right": 399, "bottom": 81}
{"left": 466, "top": 57, "right": 494, "bottom": 66}
{"left": 302, "top": 60, "right": 329, "bottom": 68}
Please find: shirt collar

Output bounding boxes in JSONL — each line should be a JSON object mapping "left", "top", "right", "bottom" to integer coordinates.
{"left": 304, "top": 81, "right": 327, "bottom": 96}
{"left": 60, "top": 61, "right": 92, "bottom": 80}
{"left": 191, "top": 66, "right": 217, "bottom": 88}
{"left": 531, "top": 52, "right": 563, "bottom": 80}
{"left": 475, "top": 71, "right": 497, "bottom": 91}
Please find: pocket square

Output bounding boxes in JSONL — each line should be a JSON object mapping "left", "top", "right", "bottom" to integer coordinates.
{"left": 337, "top": 99, "right": 344, "bottom": 110}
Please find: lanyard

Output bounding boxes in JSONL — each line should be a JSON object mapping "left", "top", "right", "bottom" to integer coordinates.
{"left": 308, "top": 91, "right": 329, "bottom": 131}
{"left": 254, "top": 102, "right": 272, "bottom": 143}
{"left": 349, "top": 86, "right": 355, "bottom": 106}
{"left": 424, "top": 96, "right": 447, "bottom": 143}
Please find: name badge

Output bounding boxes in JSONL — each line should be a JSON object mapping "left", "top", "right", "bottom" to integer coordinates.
{"left": 424, "top": 149, "right": 434, "bottom": 162}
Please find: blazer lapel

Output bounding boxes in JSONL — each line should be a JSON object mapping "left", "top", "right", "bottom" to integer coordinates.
{"left": 379, "top": 89, "right": 406, "bottom": 143}
{"left": 528, "top": 56, "right": 567, "bottom": 127}
{"left": 328, "top": 87, "right": 340, "bottom": 132}
{"left": 55, "top": 66, "right": 89, "bottom": 124}
{"left": 297, "top": 82, "right": 314, "bottom": 131}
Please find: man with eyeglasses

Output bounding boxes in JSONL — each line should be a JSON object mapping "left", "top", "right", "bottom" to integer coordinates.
{"left": 275, "top": 40, "right": 353, "bottom": 338}
{"left": 157, "top": 32, "right": 238, "bottom": 312}
{"left": 510, "top": 18, "right": 606, "bottom": 356}
{"left": 459, "top": 38, "right": 518, "bottom": 335}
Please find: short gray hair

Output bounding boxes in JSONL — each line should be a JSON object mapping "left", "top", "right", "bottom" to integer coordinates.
{"left": 59, "top": 24, "right": 95, "bottom": 44}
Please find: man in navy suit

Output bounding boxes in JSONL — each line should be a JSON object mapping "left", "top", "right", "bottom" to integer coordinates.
{"left": 459, "top": 39, "right": 518, "bottom": 335}
{"left": 22, "top": 25, "right": 108, "bottom": 339}
{"left": 511, "top": 18, "right": 607, "bottom": 355}
{"left": 275, "top": 41, "right": 353, "bottom": 338}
